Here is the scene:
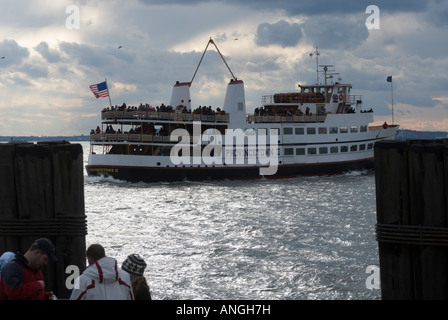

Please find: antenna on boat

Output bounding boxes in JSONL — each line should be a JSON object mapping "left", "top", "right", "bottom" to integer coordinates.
{"left": 309, "top": 46, "right": 320, "bottom": 84}
{"left": 319, "top": 65, "right": 338, "bottom": 86}
{"left": 190, "top": 38, "right": 237, "bottom": 86}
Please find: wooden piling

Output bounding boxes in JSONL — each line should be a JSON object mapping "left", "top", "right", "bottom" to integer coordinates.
{"left": 375, "top": 139, "right": 448, "bottom": 299}
{"left": 0, "top": 141, "right": 86, "bottom": 299}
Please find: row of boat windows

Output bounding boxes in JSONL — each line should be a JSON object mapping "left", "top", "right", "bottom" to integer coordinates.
{"left": 283, "top": 125, "right": 368, "bottom": 135}
{"left": 284, "top": 143, "right": 374, "bottom": 156}
{"left": 246, "top": 125, "right": 368, "bottom": 136}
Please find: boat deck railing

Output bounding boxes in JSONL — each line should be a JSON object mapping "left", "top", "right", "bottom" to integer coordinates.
{"left": 369, "top": 124, "right": 400, "bottom": 131}
{"left": 90, "top": 124, "right": 399, "bottom": 144}
{"left": 90, "top": 133, "right": 202, "bottom": 144}
{"left": 101, "top": 110, "right": 229, "bottom": 123}
{"left": 261, "top": 94, "right": 363, "bottom": 105}
{"left": 346, "top": 95, "right": 363, "bottom": 104}
{"left": 247, "top": 114, "right": 327, "bottom": 123}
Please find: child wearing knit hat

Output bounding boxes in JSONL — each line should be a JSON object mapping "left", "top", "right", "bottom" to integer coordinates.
{"left": 122, "top": 254, "right": 152, "bottom": 300}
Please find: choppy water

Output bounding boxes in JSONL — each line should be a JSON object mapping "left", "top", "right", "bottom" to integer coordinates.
{"left": 80, "top": 141, "right": 380, "bottom": 300}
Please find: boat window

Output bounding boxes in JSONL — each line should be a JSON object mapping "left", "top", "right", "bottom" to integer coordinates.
{"left": 329, "top": 127, "right": 338, "bottom": 134}
{"left": 245, "top": 128, "right": 256, "bottom": 135}
{"left": 283, "top": 128, "right": 293, "bottom": 135}
{"left": 307, "top": 147, "right": 317, "bottom": 155}
{"left": 319, "top": 147, "right": 328, "bottom": 154}
{"left": 340, "top": 127, "right": 348, "bottom": 133}
{"left": 350, "top": 126, "right": 358, "bottom": 133}
{"left": 359, "top": 144, "right": 366, "bottom": 151}
{"left": 238, "top": 102, "right": 244, "bottom": 111}
{"left": 295, "top": 127, "right": 304, "bottom": 135}
{"left": 318, "top": 127, "right": 327, "bottom": 134}
{"left": 270, "top": 128, "right": 279, "bottom": 136}
{"left": 296, "top": 148, "right": 305, "bottom": 155}
{"left": 258, "top": 128, "right": 267, "bottom": 135}
{"left": 341, "top": 146, "right": 348, "bottom": 153}
{"left": 330, "top": 146, "right": 339, "bottom": 153}
{"left": 307, "top": 127, "right": 316, "bottom": 135}
{"left": 368, "top": 143, "right": 374, "bottom": 149}
{"left": 360, "top": 125, "right": 367, "bottom": 132}
{"left": 350, "top": 145, "right": 358, "bottom": 152}
{"left": 327, "top": 87, "right": 333, "bottom": 94}
{"left": 284, "top": 148, "right": 294, "bottom": 156}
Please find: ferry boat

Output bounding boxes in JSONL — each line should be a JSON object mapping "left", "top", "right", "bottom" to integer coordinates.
{"left": 86, "top": 39, "right": 399, "bottom": 182}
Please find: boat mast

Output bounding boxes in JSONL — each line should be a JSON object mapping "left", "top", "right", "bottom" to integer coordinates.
{"left": 190, "top": 38, "right": 237, "bottom": 86}
{"left": 309, "top": 46, "right": 320, "bottom": 84}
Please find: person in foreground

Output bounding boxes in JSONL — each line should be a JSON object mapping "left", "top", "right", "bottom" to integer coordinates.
{"left": 70, "top": 244, "right": 134, "bottom": 300}
{"left": 122, "top": 254, "right": 152, "bottom": 300}
{"left": 0, "top": 238, "right": 58, "bottom": 300}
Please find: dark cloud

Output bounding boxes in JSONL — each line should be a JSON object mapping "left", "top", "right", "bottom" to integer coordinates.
{"left": 59, "top": 42, "right": 113, "bottom": 68}
{"left": 425, "top": 0, "right": 448, "bottom": 27}
{"left": 19, "top": 63, "right": 49, "bottom": 79}
{"left": 0, "top": 39, "right": 29, "bottom": 66}
{"left": 264, "top": 0, "right": 429, "bottom": 16}
{"left": 302, "top": 15, "right": 369, "bottom": 50}
{"left": 35, "top": 42, "right": 61, "bottom": 63}
{"left": 7, "top": 74, "right": 33, "bottom": 87}
{"left": 138, "top": 0, "right": 430, "bottom": 16}
{"left": 254, "top": 14, "right": 368, "bottom": 50}
{"left": 255, "top": 20, "right": 302, "bottom": 48}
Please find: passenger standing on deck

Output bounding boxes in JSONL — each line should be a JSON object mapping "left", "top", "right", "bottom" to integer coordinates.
{"left": 70, "top": 244, "right": 134, "bottom": 300}
{"left": 122, "top": 254, "right": 152, "bottom": 300}
{"left": 0, "top": 238, "right": 57, "bottom": 300}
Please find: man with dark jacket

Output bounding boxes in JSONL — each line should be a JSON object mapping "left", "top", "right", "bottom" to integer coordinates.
{"left": 0, "top": 238, "right": 57, "bottom": 300}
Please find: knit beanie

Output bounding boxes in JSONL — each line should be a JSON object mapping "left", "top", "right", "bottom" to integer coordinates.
{"left": 122, "top": 254, "right": 147, "bottom": 276}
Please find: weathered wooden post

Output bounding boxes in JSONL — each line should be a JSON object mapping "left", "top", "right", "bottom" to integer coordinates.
{"left": 0, "top": 141, "right": 86, "bottom": 299}
{"left": 375, "top": 139, "right": 448, "bottom": 299}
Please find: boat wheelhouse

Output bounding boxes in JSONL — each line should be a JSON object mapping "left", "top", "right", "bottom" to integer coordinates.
{"left": 86, "top": 39, "right": 399, "bottom": 182}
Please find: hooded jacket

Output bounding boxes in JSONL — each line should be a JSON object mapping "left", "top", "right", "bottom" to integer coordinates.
{"left": 70, "top": 257, "right": 134, "bottom": 300}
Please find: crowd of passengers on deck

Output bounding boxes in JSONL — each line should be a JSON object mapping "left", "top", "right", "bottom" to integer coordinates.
{"left": 91, "top": 124, "right": 163, "bottom": 135}
{"left": 254, "top": 106, "right": 316, "bottom": 116}
{"left": 253, "top": 105, "right": 374, "bottom": 117}
{"left": 102, "top": 103, "right": 226, "bottom": 115}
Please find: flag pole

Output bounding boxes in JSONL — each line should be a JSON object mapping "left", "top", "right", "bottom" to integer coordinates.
{"left": 391, "top": 79, "right": 394, "bottom": 125}
{"left": 105, "top": 78, "right": 112, "bottom": 108}
{"left": 387, "top": 76, "right": 394, "bottom": 125}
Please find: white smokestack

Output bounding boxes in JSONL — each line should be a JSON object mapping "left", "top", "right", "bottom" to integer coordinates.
{"left": 223, "top": 79, "right": 246, "bottom": 129}
{"left": 170, "top": 81, "right": 191, "bottom": 111}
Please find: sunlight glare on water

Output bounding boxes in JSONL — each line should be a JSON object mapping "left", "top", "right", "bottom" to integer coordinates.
{"left": 81, "top": 142, "right": 380, "bottom": 300}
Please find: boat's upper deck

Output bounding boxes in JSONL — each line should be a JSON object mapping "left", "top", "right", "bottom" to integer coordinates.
{"left": 101, "top": 108, "right": 230, "bottom": 123}
{"left": 101, "top": 108, "right": 332, "bottom": 124}
{"left": 101, "top": 107, "right": 374, "bottom": 125}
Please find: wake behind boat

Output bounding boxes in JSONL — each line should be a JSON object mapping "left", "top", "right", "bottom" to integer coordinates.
{"left": 86, "top": 39, "right": 399, "bottom": 182}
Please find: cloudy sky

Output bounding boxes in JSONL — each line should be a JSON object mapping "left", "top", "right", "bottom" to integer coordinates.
{"left": 0, "top": 0, "right": 447, "bottom": 136}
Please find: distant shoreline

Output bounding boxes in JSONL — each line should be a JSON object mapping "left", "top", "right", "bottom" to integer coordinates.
{"left": 0, "top": 135, "right": 90, "bottom": 142}
{"left": 0, "top": 129, "right": 447, "bottom": 143}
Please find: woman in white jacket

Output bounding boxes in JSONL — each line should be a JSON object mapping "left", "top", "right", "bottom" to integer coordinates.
{"left": 70, "top": 244, "right": 133, "bottom": 300}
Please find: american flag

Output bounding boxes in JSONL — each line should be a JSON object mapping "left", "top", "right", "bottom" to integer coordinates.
{"left": 90, "top": 81, "right": 109, "bottom": 98}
